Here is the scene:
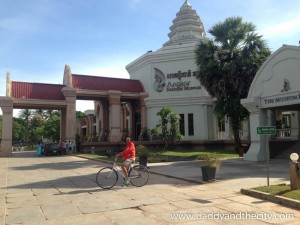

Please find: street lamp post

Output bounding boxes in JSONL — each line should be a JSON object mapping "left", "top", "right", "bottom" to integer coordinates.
{"left": 289, "top": 153, "right": 300, "bottom": 190}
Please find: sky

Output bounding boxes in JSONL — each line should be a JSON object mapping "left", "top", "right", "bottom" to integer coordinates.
{"left": 1, "top": 0, "right": 300, "bottom": 115}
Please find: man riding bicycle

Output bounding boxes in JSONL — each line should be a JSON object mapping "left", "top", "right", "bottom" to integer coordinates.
{"left": 115, "top": 137, "right": 136, "bottom": 186}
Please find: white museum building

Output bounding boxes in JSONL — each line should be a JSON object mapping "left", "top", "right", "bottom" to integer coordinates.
{"left": 126, "top": 1, "right": 234, "bottom": 142}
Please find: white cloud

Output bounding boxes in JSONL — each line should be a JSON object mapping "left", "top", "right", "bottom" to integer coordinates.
{"left": 260, "top": 18, "right": 300, "bottom": 39}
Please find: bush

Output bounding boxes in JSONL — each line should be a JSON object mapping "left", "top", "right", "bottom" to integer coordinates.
{"left": 136, "top": 144, "right": 150, "bottom": 158}
{"left": 197, "top": 153, "right": 221, "bottom": 168}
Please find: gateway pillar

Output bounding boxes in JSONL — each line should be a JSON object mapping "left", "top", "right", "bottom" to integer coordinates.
{"left": 0, "top": 97, "right": 13, "bottom": 157}
{"left": 108, "top": 90, "right": 122, "bottom": 142}
{"left": 62, "top": 87, "right": 76, "bottom": 147}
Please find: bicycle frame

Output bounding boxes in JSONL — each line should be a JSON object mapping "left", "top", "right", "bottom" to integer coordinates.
{"left": 96, "top": 157, "right": 150, "bottom": 189}
{"left": 112, "top": 157, "right": 133, "bottom": 179}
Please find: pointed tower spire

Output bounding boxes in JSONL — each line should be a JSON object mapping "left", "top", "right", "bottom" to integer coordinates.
{"left": 163, "top": 1, "right": 206, "bottom": 47}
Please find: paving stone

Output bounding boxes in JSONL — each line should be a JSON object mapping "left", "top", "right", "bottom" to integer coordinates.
{"left": 103, "top": 208, "right": 145, "bottom": 221}
{"left": 114, "top": 215, "right": 168, "bottom": 225}
{"left": 41, "top": 202, "right": 81, "bottom": 220}
{"left": 31, "top": 188, "right": 61, "bottom": 197}
{"left": 46, "top": 213, "right": 113, "bottom": 225}
{"left": 23, "top": 220, "right": 49, "bottom": 225}
{"left": 170, "top": 199, "right": 211, "bottom": 209}
{"left": 135, "top": 196, "right": 170, "bottom": 206}
{"left": 0, "top": 206, "right": 4, "bottom": 217}
{"left": 139, "top": 202, "right": 180, "bottom": 214}
{"left": 216, "top": 202, "right": 259, "bottom": 213}
{"left": 227, "top": 195, "right": 278, "bottom": 209}
{"left": 160, "top": 191, "right": 191, "bottom": 201}
{"left": 6, "top": 206, "right": 45, "bottom": 225}
{"left": 76, "top": 198, "right": 141, "bottom": 214}
{"left": 2, "top": 152, "right": 300, "bottom": 225}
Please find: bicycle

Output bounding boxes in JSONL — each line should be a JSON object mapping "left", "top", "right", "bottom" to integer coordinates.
{"left": 96, "top": 157, "right": 150, "bottom": 189}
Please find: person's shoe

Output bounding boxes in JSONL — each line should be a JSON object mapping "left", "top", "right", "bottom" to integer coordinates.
{"left": 123, "top": 178, "right": 130, "bottom": 187}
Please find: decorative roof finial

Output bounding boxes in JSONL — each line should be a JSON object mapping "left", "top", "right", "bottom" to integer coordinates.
{"left": 6, "top": 71, "right": 11, "bottom": 97}
{"left": 63, "top": 64, "right": 73, "bottom": 88}
{"left": 181, "top": 0, "right": 191, "bottom": 10}
{"left": 184, "top": 0, "right": 190, "bottom": 6}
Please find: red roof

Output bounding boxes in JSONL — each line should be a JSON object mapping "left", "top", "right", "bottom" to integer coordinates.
{"left": 12, "top": 82, "right": 65, "bottom": 100}
{"left": 72, "top": 74, "right": 144, "bottom": 93}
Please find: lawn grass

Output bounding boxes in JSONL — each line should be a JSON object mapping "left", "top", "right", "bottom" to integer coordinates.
{"left": 253, "top": 184, "right": 300, "bottom": 201}
{"left": 161, "top": 149, "right": 237, "bottom": 159}
{"left": 76, "top": 153, "right": 109, "bottom": 160}
{"left": 76, "top": 149, "right": 238, "bottom": 163}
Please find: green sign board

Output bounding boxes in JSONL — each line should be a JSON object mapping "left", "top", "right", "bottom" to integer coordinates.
{"left": 257, "top": 126, "right": 276, "bottom": 135}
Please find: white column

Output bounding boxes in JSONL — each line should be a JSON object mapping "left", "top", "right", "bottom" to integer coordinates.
{"left": 200, "top": 104, "right": 214, "bottom": 140}
{"left": 242, "top": 98, "right": 268, "bottom": 161}
{"left": 290, "top": 111, "right": 299, "bottom": 139}
{"left": 139, "top": 92, "right": 148, "bottom": 138}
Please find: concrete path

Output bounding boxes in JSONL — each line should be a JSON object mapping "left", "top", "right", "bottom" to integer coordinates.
{"left": 0, "top": 151, "right": 299, "bottom": 225}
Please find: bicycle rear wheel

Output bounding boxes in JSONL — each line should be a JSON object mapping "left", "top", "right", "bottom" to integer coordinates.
{"left": 129, "top": 165, "right": 149, "bottom": 187}
{"left": 96, "top": 167, "right": 118, "bottom": 189}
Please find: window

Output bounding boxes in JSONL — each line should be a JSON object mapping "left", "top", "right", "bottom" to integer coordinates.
{"left": 282, "top": 115, "right": 290, "bottom": 128}
{"left": 218, "top": 119, "right": 225, "bottom": 132}
{"left": 188, "top": 113, "right": 194, "bottom": 136}
{"left": 179, "top": 114, "right": 185, "bottom": 135}
{"left": 93, "top": 125, "right": 97, "bottom": 135}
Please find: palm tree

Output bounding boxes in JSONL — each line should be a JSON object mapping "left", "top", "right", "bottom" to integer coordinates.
{"left": 44, "top": 110, "right": 59, "bottom": 120}
{"left": 195, "top": 17, "right": 270, "bottom": 151}
{"left": 18, "top": 109, "right": 33, "bottom": 126}
{"left": 34, "top": 109, "right": 46, "bottom": 120}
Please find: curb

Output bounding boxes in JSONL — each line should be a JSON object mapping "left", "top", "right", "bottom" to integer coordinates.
{"left": 74, "top": 154, "right": 205, "bottom": 184}
{"left": 241, "top": 188, "right": 300, "bottom": 210}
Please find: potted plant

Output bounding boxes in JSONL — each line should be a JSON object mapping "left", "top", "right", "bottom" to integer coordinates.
{"left": 150, "top": 128, "right": 159, "bottom": 141}
{"left": 197, "top": 153, "right": 221, "bottom": 181}
{"left": 136, "top": 144, "right": 150, "bottom": 167}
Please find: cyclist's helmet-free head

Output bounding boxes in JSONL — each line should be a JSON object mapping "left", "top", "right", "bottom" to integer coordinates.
{"left": 126, "top": 137, "right": 131, "bottom": 142}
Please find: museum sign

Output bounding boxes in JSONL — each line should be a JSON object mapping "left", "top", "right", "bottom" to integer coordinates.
{"left": 153, "top": 68, "right": 201, "bottom": 92}
{"left": 262, "top": 93, "right": 300, "bottom": 108}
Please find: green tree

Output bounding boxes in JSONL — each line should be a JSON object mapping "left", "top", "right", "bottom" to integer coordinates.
{"left": 12, "top": 117, "right": 27, "bottom": 143}
{"left": 195, "top": 17, "right": 270, "bottom": 151}
{"left": 156, "top": 107, "right": 183, "bottom": 149}
{"left": 76, "top": 111, "right": 86, "bottom": 118}
{"left": 31, "top": 115, "right": 45, "bottom": 143}
{"left": 42, "top": 113, "right": 60, "bottom": 142}
{"left": 18, "top": 109, "right": 33, "bottom": 146}
{"left": 34, "top": 109, "right": 46, "bottom": 120}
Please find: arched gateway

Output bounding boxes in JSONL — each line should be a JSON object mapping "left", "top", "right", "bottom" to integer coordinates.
{"left": 0, "top": 65, "right": 148, "bottom": 156}
{"left": 242, "top": 45, "right": 300, "bottom": 161}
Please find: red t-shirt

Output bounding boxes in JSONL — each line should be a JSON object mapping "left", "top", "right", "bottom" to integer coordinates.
{"left": 119, "top": 141, "right": 136, "bottom": 160}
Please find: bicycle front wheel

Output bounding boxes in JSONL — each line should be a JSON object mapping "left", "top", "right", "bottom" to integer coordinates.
{"left": 96, "top": 167, "right": 118, "bottom": 189}
{"left": 129, "top": 165, "right": 149, "bottom": 187}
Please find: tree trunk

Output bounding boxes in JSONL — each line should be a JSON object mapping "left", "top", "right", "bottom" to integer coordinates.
{"left": 230, "top": 117, "right": 241, "bottom": 153}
